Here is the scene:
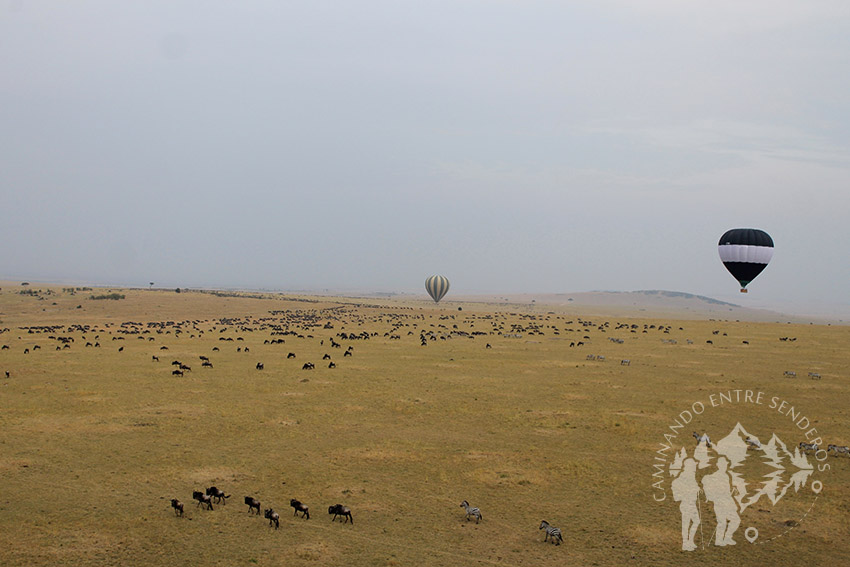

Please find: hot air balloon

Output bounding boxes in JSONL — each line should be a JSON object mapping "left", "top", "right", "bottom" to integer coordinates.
{"left": 718, "top": 228, "right": 773, "bottom": 292}
{"left": 425, "top": 275, "right": 450, "bottom": 303}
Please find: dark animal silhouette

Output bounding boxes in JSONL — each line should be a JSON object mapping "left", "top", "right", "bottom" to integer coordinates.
{"left": 290, "top": 499, "right": 310, "bottom": 519}
{"left": 193, "top": 491, "right": 213, "bottom": 510}
{"left": 328, "top": 504, "right": 353, "bottom": 523}
{"left": 206, "top": 486, "right": 230, "bottom": 504}
{"left": 245, "top": 496, "right": 261, "bottom": 515}
{"left": 264, "top": 508, "right": 280, "bottom": 529}
{"left": 171, "top": 499, "right": 184, "bottom": 516}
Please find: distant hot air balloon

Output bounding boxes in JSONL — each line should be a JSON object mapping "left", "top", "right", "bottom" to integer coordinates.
{"left": 425, "top": 275, "right": 450, "bottom": 303}
{"left": 718, "top": 228, "right": 773, "bottom": 292}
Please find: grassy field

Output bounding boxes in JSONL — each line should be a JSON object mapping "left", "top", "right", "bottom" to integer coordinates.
{"left": 1, "top": 284, "right": 848, "bottom": 566}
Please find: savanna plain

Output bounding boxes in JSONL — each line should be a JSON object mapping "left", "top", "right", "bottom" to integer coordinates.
{"left": 1, "top": 284, "right": 848, "bottom": 567}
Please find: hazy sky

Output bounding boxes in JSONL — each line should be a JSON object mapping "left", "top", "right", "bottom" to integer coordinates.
{"left": 2, "top": 1, "right": 848, "bottom": 314}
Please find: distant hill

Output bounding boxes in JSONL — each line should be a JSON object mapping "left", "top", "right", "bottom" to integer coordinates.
{"left": 456, "top": 290, "right": 825, "bottom": 323}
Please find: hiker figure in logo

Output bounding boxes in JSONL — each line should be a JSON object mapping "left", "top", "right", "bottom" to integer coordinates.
{"left": 702, "top": 456, "right": 740, "bottom": 546}
{"left": 671, "top": 457, "right": 701, "bottom": 551}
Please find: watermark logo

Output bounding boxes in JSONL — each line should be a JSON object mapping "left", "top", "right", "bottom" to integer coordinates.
{"left": 651, "top": 390, "right": 830, "bottom": 551}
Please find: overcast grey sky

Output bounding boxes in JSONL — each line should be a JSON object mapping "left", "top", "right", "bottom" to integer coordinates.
{"left": 1, "top": 1, "right": 848, "bottom": 314}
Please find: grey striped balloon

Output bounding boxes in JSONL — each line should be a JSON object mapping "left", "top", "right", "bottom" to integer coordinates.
{"left": 425, "top": 275, "right": 450, "bottom": 303}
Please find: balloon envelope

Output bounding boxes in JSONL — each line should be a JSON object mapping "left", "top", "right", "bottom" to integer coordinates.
{"left": 425, "top": 275, "right": 450, "bottom": 303}
{"left": 718, "top": 228, "right": 773, "bottom": 291}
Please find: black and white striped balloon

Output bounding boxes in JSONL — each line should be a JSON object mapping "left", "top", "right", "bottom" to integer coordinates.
{"left": 425, "top": 275, "right": 450, "bottom": 303}
{"left": 718, "top": 228, "right": 774, "bottom": 292}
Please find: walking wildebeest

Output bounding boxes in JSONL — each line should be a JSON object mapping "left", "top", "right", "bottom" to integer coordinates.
{"left": 171, "top": 499, "right": 184, "bottom": 516}
{"left": 192, "top": 491, "right": 213, "bottom": 510}
{"left": 264, "top": 508, "right": 280, "bottom": 529}
{"left": 206, "top": 486, "right": 230, "bottom": 504}
{"left": 291, "top": 499, "right": 310, "bottom": 519}
{"left": 328, "top": 504, "right": 353, "bottom": 523}
{"left": 245, "top": 496, "right": 261, "bottom": 515}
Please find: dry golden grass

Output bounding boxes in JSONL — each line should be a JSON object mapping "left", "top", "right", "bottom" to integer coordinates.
{"left": 0, "top": 282, "right": 848, "bottom": 566}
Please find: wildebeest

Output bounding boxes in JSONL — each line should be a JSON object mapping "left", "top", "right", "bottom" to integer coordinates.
{"left": 202, "top": 360, "right": 213, "bottom": 368}
{"left": 343, "top": 350, "right": 352, "bottom": 357}
{"left": 291, "top": 499, "right": 310, "bottom": 519}
{"left": 171, "top": 499, "right": 184, "bottom": 517}
{"left": 287, "top": 352, "right": 296, "bottom": 359}
{"left": 172, "top": 369, "right": 184, "bottom": 377}
{"left": 192, "top": 491, "right": 213, "bottom": 510}
{"left": 302, "top": 362, "right": 314, "bottom": 370}
{"left": 328, "top": 504, "right": 353, "bottom": 523}
{"left": 256, "top": 362, "right": 264, "bottom": 370}
{"left": 264, "top": 508, "right": 280, "bottom": 529}
{"left": 206, "top": 486, "right": 230, "bottom": 504}
{"left": 245, "top": 496, "right": 261, "bottom": 515}
{"left": 152, "top": 355, "right": 159, "bottom": 362}
{"left": 328, "top": 362, "right": 336, "bottom": 369}
{"left": 322, "top": 354, "right": 331, "bottom": 360}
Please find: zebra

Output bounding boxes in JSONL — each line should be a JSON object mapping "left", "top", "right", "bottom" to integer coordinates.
{"left": 799, "top": 442, "right": 819, "bottom": 454}
{"left": 745, "top": 437, "right": 762, "bottom": 450}
{"left": 539, "top": 520, "right": 564, "bottom": 545}
{"left": 460, "top": 500, "right": 482, "bottom": 523}
{"left": 827, "top": 444, "right": 850, "bottom": 457}
{"left": 693, "top": 432, "right": 712, "bottom": 448}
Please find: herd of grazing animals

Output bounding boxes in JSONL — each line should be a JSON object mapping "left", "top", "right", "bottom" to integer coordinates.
{"left": 2, "top": 288, "right": 847, "bottom": 554}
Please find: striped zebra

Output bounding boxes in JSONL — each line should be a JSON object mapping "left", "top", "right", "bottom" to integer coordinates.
{"left": 828, "top": 444, "right": 850, "bottom": 457}
{"left": 460, "top": 500, "right": 482, "bottom": 523}
{"left": 799, "top": 442, "right": 819, "bottom": 454}
{"left": 693, "top": 432, "right": 712, "bottom": 449}
{"left": 539, "top": 520, "right": 564, "bottom": 545}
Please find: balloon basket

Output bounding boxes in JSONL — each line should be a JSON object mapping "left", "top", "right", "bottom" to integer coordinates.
{"left": 740, "top": 288, "right": 748, "bottom": 293}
